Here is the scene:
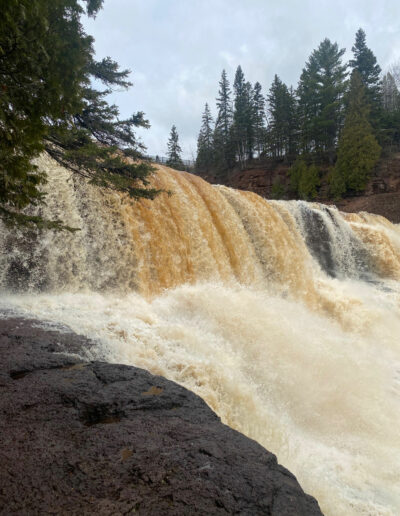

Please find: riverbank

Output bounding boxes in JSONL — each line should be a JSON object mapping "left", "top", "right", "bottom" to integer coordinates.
{"left": 0, "top": 313, "right": 322, "bottom": 515}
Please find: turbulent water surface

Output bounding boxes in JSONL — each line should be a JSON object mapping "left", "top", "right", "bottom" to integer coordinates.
{"left": 1, "top": 153, "right": 400, "bottom": 516}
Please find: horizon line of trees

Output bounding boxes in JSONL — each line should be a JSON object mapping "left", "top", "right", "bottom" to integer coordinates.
{"left": 195, "top": 28, "right": 400, "bottom": 199}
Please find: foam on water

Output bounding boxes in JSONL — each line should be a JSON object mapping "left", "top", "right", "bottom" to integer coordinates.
{"left": 1, "top": 153, "right": 400, "bottom": 515}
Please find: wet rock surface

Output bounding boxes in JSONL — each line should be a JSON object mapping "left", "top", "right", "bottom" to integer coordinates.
{"left": 0, "top": 314, "right": 323, "bottom": 515}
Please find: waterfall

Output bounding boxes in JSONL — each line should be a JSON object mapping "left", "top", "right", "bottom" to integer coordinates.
{"left": 1, "top": 152, "right": 400, "bottom": 516}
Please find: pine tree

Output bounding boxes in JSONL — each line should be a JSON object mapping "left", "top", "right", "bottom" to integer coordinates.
{"left": 331, "top": 71, "right": 381, "bottom": 198}
{"left": 297, "top": 52, "right": 321, "bottom": 155}
{"left": 244, "top": 81, "right": 256, "bottom": 160}
{"left": 195, "top": 103, "right": 214, "bottom": 174}
{"left": 0, "top": 0, "right": 94, "bottom": 228}
{"left": 47, "top": 56, "right": 157, "bottom": 201}
{"left": 297, "top": 39, "right": 347, "bottom": 161}
{"left": 0, "top": 0, "right": 156, "bottom": 229}
{"left": 267, "top": 76, "right": 298, "bottom": 160}
{"left": 232, "top": 66, "right": 248, "bottom": 167}
{"left": 166, "top": 125, "right": 184, "bottom": 170}
{"left": 213, "top": 70, "right": 234, "bottom": 173}
{"left": 350, "top": 28, "right": 382, "bottom": 129}
{"left": 287, "top": 86, "right": 300, "bottom": 159}
{"left": 253, "top": 82, "right": 266, "bottom": 156}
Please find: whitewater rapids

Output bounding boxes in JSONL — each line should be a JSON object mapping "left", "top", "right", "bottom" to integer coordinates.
{"left": 1, "top": 153, "right": 400, "bottom": 515}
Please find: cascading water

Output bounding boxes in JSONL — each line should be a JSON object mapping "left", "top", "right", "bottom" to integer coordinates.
{"left": 1, "top": 152, "right": 400, "bottom": 516}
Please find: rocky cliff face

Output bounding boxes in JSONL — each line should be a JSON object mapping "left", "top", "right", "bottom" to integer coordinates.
{"left": 0, "top": 314, "right": 323, "bottom": 515}
{"left": 204, "top": 153, "right": 400, "bottom": 223}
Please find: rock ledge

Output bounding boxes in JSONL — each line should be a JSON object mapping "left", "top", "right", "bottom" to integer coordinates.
{"left": 0, "top": 315, "right": 323, "bottom": 515}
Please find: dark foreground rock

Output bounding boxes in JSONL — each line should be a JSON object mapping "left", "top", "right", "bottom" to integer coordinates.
{"left": 0, "top": 315, "right": 323, "bottom": 515}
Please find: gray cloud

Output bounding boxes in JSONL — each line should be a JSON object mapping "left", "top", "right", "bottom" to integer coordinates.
{"left": 84, "top": 0, "right": 400, "bottom": 158}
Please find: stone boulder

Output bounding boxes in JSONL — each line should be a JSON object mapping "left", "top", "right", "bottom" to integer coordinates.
{"left": 0, "top": 315, "right": 323, "bottom": 515}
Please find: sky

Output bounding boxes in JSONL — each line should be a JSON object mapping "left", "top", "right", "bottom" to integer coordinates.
{"left": 84, "top": 0, "right": 400, "bottom": 159}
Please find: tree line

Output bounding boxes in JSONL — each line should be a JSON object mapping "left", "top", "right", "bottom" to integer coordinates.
{"left": 195, "top": 29, "right": 400, "bottom": 199}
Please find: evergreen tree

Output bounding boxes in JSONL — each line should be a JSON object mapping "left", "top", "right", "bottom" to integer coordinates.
{"left": 350, "top": 28, "right": 382, "bottom": 129}
{"left": 245, "top": 81, "right": 256, "bottom": 160}
{"left": 298, "top": 164, "right": 320, "bottom": 200}
{"left": 47, "top": 56, "right": 157, "bottom": 200}
{"left": 253, "top": 82, "right": 267, "bottom": 156}
{"left": 0, "top": 0, "right": 156, "bottom": 229}
{"left": 230, "top": 68, "right": 257, "bottom": 167}
{"left": 297, "top": 54, "right": 320, "bottom": 154}
{"left": 267, "top": 75, "right": 298, "bottom": 159}
{"left": 287, "top": 86, "right": 300, "bottom": 159}
{"left": 0, "top": 0, "right": 94, "bottom": 228}
{"left": 232, "top": 66, "right": 248, "bottom": 167}
{"left": 195, "top": 103, "right": 214, "bottom": 173}
{"left": 213, "top": 70, "right": 234, "bottom": 172}
{"left": 288, "top": 158, "right": 307, "bottom": 194}
{"left": 270, "top": 177, "right": 286, "bottom": 199}
{"left": 166, "top": 125, "right": 184, "bottom": 170}
{"left": 331, "top": 71, "right": 381, "bottom": 198}
{"left": 297, "top": 39, "right": 347, "bottom": 161}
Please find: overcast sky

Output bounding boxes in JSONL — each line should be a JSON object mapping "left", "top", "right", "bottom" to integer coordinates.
{"left": 84, "top": 0, "right": 400, "bottom": 159}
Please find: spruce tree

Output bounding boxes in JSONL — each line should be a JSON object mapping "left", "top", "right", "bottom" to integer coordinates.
{"left": 232, "top": 66, "right": 248, "bottom": 167}
{"left": 245, "top": 81, "right": 256, "bottom": 160}
{"left": 0, "top": 0, "right": 94, "bottom": 228}
{"left": 297, "top": 55, "right": 320, "bottom": 154}
{"left": 297, "top": 39, "right": 347, "bottom": 161}
{"left": 267, "top": 75, "right": 297, "bottom": 159}
{"left": 253, "top": 82, "right": 267, "bottom": 156}
{"left": 213, "top": 70, "right": 233, "bottom": 173}
{"left": 166, "top": 125, "right": 184, "bottom": 170}
{"left": 350, "top": 28, "right": 382, "bottom": 129}
{"left": 287, "top": 86, "right": 300, "bottom": 160}
{"left": 47, "top": 56, "right": 157, "bottom": 201}
{"left": 195, "top": 103, "right": 214, "bottom": 174}
{"left": 331, "top": 71, "right": 381, "bottom": 198}
{"left": 0, "top": 0, "right": 157, "bottom": 229}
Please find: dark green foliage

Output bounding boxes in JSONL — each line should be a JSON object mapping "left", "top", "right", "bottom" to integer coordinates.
{"left": 166, "top": 125, "right": 184, "bottom": 170}
{"left": 298, "top": 164, "right": 320, "bottom": 200}
{"left": 297, "top": 39, "right": 347, "bottom": 162}
{"left": 230, "top": 66, "right": 258, "bottom": 168}
{"left": 331, "top": 71, "right": 381, "bottom": 198}
{"left": 0, "top": 0, "right": 93, "bottom": 227}
{"left": 0, "top": 0, "right": 156, "bottom": 229}
{"left": 213, "top": 70, "right": 234, "bottom": 173}
{"left": 253, "top": 82, "right": 267, "bottom": 156}
{"left": 195, "top": 27, "right": 393, "bottom": 184}
{"left": 47, "top": 56, "right": 158, "bottom": 200}
{"left": 270, "top": 177, "right": 286, "bottom": 199}
{"left": 232, "top": 66, "right": 249, "bottom": 167}
{"left": 196, "top": 104, "right": 214, "bottom": 173}
{"left": 350, "top": 28, "right": 382, "bottom": 130}
{"left": 288, "top": 159, "right": 307, "bottom": 194}
{"left": 267, "top": 75, "right": 298, "bottom": 160}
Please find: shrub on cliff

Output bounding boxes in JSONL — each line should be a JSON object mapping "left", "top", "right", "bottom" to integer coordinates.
{"left": 330, "top": 71, "right": 381, "bottom": 198}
